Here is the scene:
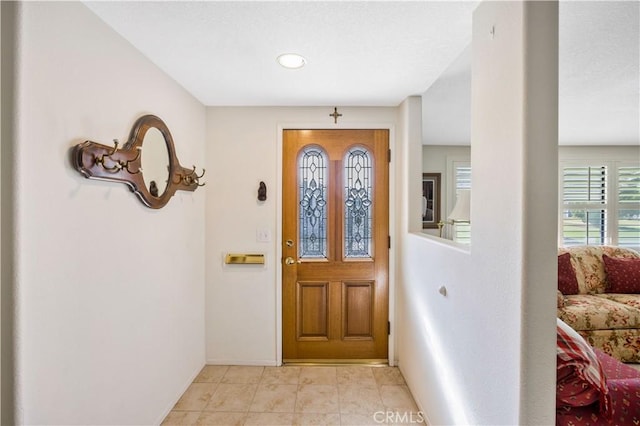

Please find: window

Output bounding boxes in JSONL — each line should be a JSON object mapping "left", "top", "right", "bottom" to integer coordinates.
{"left": 343, "top": 147, "right": 373, "bottom": 258}
{"left": 298, "top": 146, "right": 328, "bottom": 259}
{"left": 560, "top": 162, "right": 640, "bottom": 251}
{"left": 617, "top": 166, "right": 640, "bottom": 249}
{"left": 452, "top": 161, "right": 471, "bottom": 244}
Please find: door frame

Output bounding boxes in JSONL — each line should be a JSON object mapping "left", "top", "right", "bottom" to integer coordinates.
{"left": 275, "top": 122, "right": 396, "bottom": 366}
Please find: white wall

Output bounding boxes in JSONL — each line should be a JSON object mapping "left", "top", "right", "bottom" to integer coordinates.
{"left": 205, "top": 107, "right": 397, "bottom": 365}
{"left": 396, "top": 2, "right": 557, "bottom": 424}
{"left": 422, "top": 146, "right": 470, "bottom": 176}
{"left": 0, "top": 1, "right": 567, "bottom": 424}
{"left": 5, "top": 3, "right": 206, "bottom": 424}
{"left": 560, "top": 145, "right": 640, "bottom": 159}
{"left": 0, "top": 3, "right": 4, "bottom": 422}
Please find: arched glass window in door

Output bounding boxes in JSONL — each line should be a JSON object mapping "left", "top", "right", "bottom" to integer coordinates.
{"left": 344, "top": 147, "right": 373, "bottom": 258}
{"left": 298, "top": 146, "right": 328, "bottom": 259}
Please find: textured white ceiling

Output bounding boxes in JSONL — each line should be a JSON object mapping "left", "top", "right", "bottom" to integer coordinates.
{"left": 559, "top": 1, "right": 639, "bottom": 145}
{"left": 85, "top": 1, "right": 639, "bottom": 146}
{"left": 422, "top": 44, "right": 471, "bottom": 146}
{"left": 85, "top": 1, "right": 478, "bottom": 106}
{"left": 423, "top": 1, "right": 639, "bottom": 146}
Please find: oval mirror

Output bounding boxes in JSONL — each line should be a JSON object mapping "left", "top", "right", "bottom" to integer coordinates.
{"left": 73, "top": 114, "right": 203, "bottom": 209}
{"left": 141, "top": 127, "right": 170, "bottom": 198}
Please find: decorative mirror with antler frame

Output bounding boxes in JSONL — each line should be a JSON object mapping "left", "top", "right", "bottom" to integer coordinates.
{"left": 73, "top": 114, "right": 204, "bottom": 209}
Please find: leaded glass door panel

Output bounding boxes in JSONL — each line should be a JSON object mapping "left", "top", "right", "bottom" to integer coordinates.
{"left": 282, "top": 129, "right": 389, "bottom": 362}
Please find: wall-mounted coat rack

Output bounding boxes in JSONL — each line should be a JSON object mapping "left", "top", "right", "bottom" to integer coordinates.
{"left": 73, "top": 115, "right": 204, "bottom": 209}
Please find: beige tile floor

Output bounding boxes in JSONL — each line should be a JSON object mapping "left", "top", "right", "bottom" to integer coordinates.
{"left": 162, "top": 365, "right": 425, "bottom": 426}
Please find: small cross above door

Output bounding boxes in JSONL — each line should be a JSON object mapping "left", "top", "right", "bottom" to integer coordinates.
{"left": 329, "top": 107, "right": 342, "bottom": 123}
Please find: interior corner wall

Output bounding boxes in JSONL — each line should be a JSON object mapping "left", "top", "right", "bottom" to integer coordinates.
{"left": 393, "top": 97, "right": 420, "bottom": 368}
{"left": 2, "top": 3, "right": 18, "bottom": 424}
{"left": 8, "top": 3, "right": 206, "bottom": 424}
{"left": 396, "top": 2, "right": 557, "bottom": 424}
{"left": 204, "top": 107, "right": 397, "bottom": 365}
{"left": 0, "top": 3, "right": 5, "bottom": 423}
{"left": 404, "top": 98, "right": 424, "bottom": 235}
{"left": 517, "top": 2, "right": 559, "bottom": 421}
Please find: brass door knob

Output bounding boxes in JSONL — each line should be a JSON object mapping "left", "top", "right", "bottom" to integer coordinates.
{"left": 284, "top": 257, "right": 297, "bottom": 265}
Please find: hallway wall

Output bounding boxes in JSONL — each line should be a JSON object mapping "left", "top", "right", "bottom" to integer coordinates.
{"left": 394, "top": 3, "right": 558, "bottom": 424}
{"left": 1, "top": 1, "right": 561, "bottom": 424}
{"left": 3, "top": 3, "right": 206, "bottom": 424}
{"left": 205, "top": 107, "right": 397, "bottom": 365}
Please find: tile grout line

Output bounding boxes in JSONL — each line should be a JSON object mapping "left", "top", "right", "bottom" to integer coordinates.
{"left": 163, "top": 365, "right": 420, "bottom": 425}
{"left": 292, "top": 368, "right": 300, "bottom": 420}
{"left": 246, "top": 367, "right": 264, "bottom": 417}
{"left": 336, "top": 367, "right": 344, "bottom": 426}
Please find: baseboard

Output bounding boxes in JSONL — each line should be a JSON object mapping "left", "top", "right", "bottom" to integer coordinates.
{"left": 396, "top": 361, "right": 431, "bottom": 426}
{"left": 154, "top": 359, "right": 278, "bottom": 424}
{"left": 154, "top": 363, "right": 204, "bottom": 425}
{"left": 206, "top": 358, "right": 278, "bottom": 366}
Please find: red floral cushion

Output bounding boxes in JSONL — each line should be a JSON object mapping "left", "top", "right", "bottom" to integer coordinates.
{"left": 603, "top": 255, "right": 640, "bottom": 293}
{"left": 558, "top": 253, "right": 579, "bottom": 295}
{"left": 557, "top": 319, "right": 611, "bottom": 417}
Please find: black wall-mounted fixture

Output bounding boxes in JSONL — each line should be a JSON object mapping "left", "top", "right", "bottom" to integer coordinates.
{"left": 258, "top": 181, "right": 267, "bottom": 201}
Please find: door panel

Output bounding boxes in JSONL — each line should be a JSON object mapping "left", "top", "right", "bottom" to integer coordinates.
{"left": 283, "top": 129, "right": 389, "bottom": 362}
{"left": 297, "top": 282, "right": 329, "bottom": 341}
{"left": 342, "top": 281, "right": 374, "bottom": 339}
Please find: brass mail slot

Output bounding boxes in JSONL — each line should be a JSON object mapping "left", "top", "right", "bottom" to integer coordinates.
{"left": 224, "top": 253, "right": 265, "bottom": 265}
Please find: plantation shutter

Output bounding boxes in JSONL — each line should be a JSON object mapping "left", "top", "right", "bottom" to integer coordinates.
{"left": 561, "top": 163, "right": 639, "bottom": 251}
{"left": 617, "top": 166, "right": 640, "bottom": 250}
{"left": 561, "top": 165, "right": 607, "bottom": 246}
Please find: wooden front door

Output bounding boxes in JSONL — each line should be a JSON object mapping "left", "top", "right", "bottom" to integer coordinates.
{"left": 282, "top": 129, "right": 389, "bottom": 362}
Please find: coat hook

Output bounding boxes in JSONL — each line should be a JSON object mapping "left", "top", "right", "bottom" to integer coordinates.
{"left": 174, "top": 166, "right": 206, "bottom": 186}
{"left": 258, "top": 181, "right": 267, "bottom": 201}
{"left": 94, "top": 139, "right": 141, "bottom": 174}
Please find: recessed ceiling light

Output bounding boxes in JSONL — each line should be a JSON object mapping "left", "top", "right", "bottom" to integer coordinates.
{"left": 277, "top": 53, "right": 306, "bottom": 69}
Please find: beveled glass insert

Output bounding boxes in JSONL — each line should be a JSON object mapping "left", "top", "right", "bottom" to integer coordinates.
{"left": 344, "top": 147, "right": 373, "bottom": 258}
{"left": 298, "top": 146, "right": 328, "bottom": 259}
